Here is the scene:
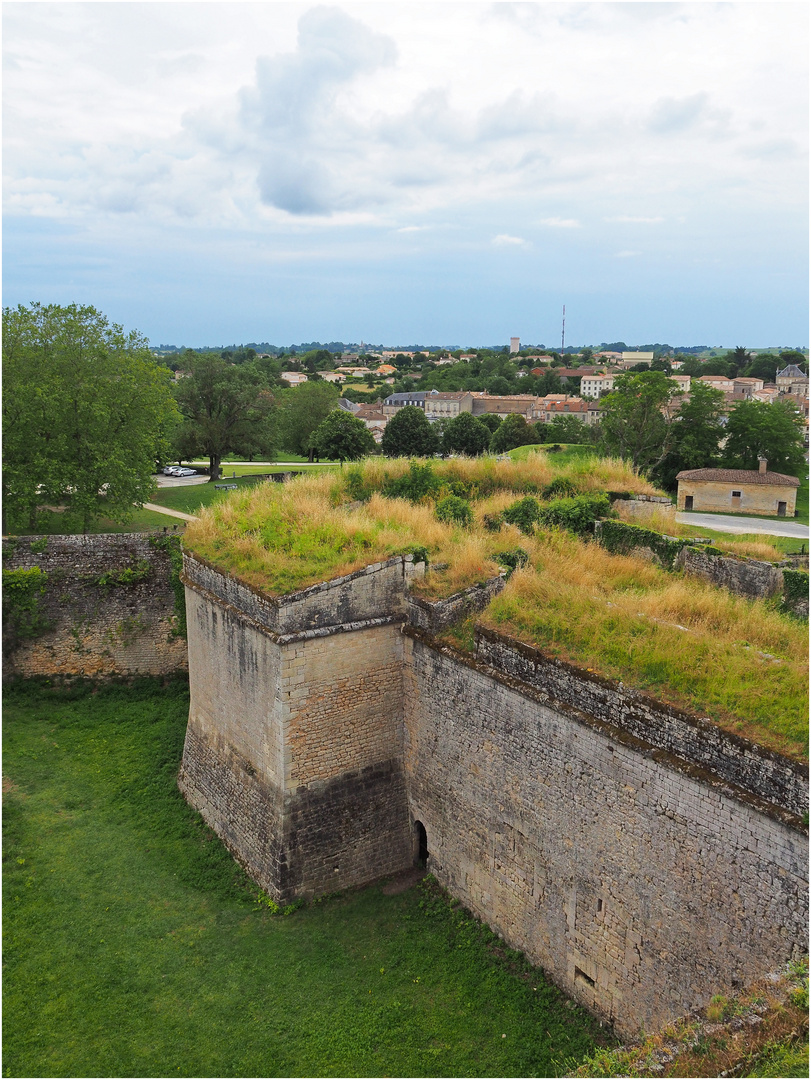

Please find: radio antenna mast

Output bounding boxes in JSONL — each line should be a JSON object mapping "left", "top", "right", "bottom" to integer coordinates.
{"left": 561, "top": 305, "right": 566, "bottom": 354}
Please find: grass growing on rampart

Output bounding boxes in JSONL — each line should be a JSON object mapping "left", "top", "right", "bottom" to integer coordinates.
{"left": 3, "top": 679, "right": 607, "bottom": 1078}
{"left": 183, "top": 456, "right": 808, "bottom": 759}
{"left": 479, "top": 533, "right": 808, "bottom": 757}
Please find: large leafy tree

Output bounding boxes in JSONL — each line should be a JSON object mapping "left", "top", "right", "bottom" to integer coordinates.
{"left": 743, "top": 354, "right": 779, "bottom": 383}
{"left": 277, "top": 380, "right": 340, "bottom": 456}
{"left": 489, "top": 413, "right": 538, "bottom": 453}
{"left": 649, "top": 381, "right": 726, "bottom": 490}
{"left": 598, "top": 371, "right": 679, "bottom": 472}
{"left": 722, "top": 400, "right": 806, "bottom": 477}
{"left": 542, "top": 414, "right": 592, "bottom": 444}
{"left": 442, "top": 412, "right": 491, "bottom": 456}
{"left": 172, "top": 353, "right": 276, "bottom": 480}
{"left": 381, "top": 406, "right": 439, "bottom": 457}
{"left": 309, "top": 409, "right": 375, "bottom": 464}
{"left": 3, "top": 302, "right": 179, "bottom": 533}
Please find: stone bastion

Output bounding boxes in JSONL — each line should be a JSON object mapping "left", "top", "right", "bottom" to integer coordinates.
{"left": 178, "top": 550, "right": 808, "bottom": 1040}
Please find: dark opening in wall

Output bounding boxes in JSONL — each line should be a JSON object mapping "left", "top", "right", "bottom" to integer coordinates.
{"left": 414, "top": 820, "right": 429, "bottom": 866}
{"left": 575, "top": 967, "right": 596, "bottom": 989}
{"left": 596, "top": 898, "right": 603, "bottom": 913}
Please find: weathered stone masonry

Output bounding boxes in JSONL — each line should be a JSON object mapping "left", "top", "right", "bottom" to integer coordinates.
{"left": 178, "top": 553, "right": 808, "bottom": 1039}
{"left": 3, "top": 534, "right": 187, "bottom": 678}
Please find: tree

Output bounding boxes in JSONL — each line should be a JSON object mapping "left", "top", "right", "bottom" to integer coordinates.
{"left": 277, "top": 380, "right": 340, "bottom": 456}
{"left": 744, "top": 354, "right": 779, "bottom": 383}
{"left": 725, "top": 346, "right": 751, "bottom": 375}
{"left": 301, "top": 348, "right": 333, "bottom": 372}
{"left": 309, "top": 409, "right": 375, "bottom": 464}
{"left": 722, "top": 400, "right": 806, "bottom": 477}
{"left": 648, "top": 381, "right": 726, "bottom": 490}
{"left": 477, "top": 413, "right": 503, "bottom": 434}
{"left": 598, "top": 371, "right": 679, "bottom": 472}
{"left": 173, "top": 353, "right": 276, "bottom": 480}
{"left": 442, "top": 412, "right": 491, "bottom": 456}
{"left": 543, "top": 414, "right": 591, "bottom": 444}
{"left": 3, "top": 302, "right": 179, "bottom": 533}
{"left": 489, "top": 413, "right": 538, "bottom": 453}
{"left": 486, "top": 375, "right": 513, "bottom": 396}
{"left": 380, "top": 406, "right": 439, "bottom": 457}
{"left": 535, "top": 371, "right": 564, "bottom": 396}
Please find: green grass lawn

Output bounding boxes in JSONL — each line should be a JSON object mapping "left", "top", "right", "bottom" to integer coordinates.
{"left": 507, "top": 443, "right": 596, "bottom": 465}
{"left": 15, "top": 506, "right": 187, "bottom": 536}
{"left": 3, "top": 680, "right": 607, "bottom": 1079}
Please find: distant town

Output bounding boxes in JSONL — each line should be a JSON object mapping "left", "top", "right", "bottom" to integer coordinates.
{"left": 156, "top": 338, "right": 811, "bottom": 455}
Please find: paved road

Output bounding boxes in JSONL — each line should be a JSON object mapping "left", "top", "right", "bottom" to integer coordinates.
{"left": 676, "top": 512, "right": 809, "bottom": 540}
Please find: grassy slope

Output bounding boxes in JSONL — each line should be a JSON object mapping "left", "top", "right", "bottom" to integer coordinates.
{"left": 3, "top": 680, "right": 606, "bottom": 1079}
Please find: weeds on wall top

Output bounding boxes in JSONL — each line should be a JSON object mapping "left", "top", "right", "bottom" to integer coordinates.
{"left": 2, "top": 566, "right": 52, "bottom": 648}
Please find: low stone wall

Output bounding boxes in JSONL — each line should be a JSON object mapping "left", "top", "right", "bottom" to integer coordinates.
{"left": 2, "top": 534, "right": 187, "bottom": 678}
{"left": 407, "top": 574, "right": 506, "bottom": 633}
{"left": 183, "top": 552, "right": 421, "bottom": 636}
{"left": 674, "top": 547, "right": 783, "bottom": 600}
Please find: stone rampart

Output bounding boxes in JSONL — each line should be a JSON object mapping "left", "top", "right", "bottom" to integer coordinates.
{"left": 402, "top": 629, "right": 807, "bottom": 1038}
{"left": 178, "top": 554, "right": 809, "bottom": 1039}
{"left": 407, "top": 574, "right": 506, "bottom": 633}
{"left": 674, "top": 547, "right": 783, "bottom": 599}
{"left": 2, "top": 534, "right": 187, "bottom": 678}
{"left": 473, "top": 626, "right": 807, "bottom": 819}
{"left": 178, "top": 553, "right": 416, "bottom": 900}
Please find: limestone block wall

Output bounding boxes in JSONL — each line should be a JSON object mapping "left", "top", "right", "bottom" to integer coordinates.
{"left": 674, "top": 547, "right": 783, "bottom": 600}
{"left": 178, "top": 553, "right": 415, "bottom": 901}
{"left": 2, "top": 534, "right": 187, "bottom": 678}
{"left": 402, "top": 628, "right": 808, "bottom": 1039}
{"left": 407, "top": 574, "right": 506, "bottom": 633}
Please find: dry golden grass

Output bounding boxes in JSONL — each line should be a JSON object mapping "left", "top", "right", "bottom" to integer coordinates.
{"left": 184, "top": 457, "right": 808, "bottom": 756}
{"left": 714, "top": 536, "right": 785, "bottom": 562}
{"left": 481, "top": 532, "right": 808, "bottom": 757}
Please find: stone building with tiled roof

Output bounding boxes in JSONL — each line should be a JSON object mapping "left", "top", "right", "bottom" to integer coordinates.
{"left": 676, "top": 460, "right": 800, "bottom": 517}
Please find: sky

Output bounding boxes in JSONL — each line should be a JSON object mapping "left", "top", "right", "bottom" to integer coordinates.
{"left": 3, "top": 1, "right": 808, "bottom": 349}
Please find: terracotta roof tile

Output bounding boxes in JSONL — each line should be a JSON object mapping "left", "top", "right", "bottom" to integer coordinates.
{"left": 676, "top": 468, "right": 799, "bottom": 487}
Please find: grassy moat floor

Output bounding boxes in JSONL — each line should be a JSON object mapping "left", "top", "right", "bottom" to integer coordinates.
{"left": 2, "top": 679, "right": 609, "bottom": 1079}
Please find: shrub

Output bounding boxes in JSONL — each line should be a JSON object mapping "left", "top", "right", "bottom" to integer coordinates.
{"left": 542, "top": 477, "right": 578, "bottom": 499}
{"left": 383, "top": 461, "right": 443, "bottom": 503}
{"left": 537, "top": 494, "right": 611, "bottom": 537}
{"left": 2, "top": 566, "right": 51, "bottom": 647}
{"left": 502, "top": 496, "right": 543, "bottom": 535}
{"left": 496, "top": 548, "right": 529, "bottom": 576}
{"left": 435, "top": 495, "right": 473, "bottom": 528}
{"left": 598, "top": 519, "right": 690, "bottom": 569}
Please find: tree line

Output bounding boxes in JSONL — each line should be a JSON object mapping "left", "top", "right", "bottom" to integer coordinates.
{"left": 2, "top": 304, "right": 806, "bottom": 534}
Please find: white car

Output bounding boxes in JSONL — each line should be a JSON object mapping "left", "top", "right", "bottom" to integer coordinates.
{"left": 174, "top": 468, "right": 197, "bottom": 476}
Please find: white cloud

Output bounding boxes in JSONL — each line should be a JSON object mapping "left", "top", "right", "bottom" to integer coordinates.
{"left": 1, "top": 2, "right": 807, "bottom": 344}
{"left": 492, "top": 234, "right": 528, "bottom": 246}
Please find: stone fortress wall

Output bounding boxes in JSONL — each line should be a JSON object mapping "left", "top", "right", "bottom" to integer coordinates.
{"left": 178, "top": 551, "right": 809, "bottom": 1039}
{"left": 2, "top": 534, "right": 188, "bottom": 678}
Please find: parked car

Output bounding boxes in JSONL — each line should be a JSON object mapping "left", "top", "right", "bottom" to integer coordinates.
{"left": 162, "top": 466, "right": 179, "bottom": 475}
{"left": 174, "top": 468, "right": 197, "bottom": 476}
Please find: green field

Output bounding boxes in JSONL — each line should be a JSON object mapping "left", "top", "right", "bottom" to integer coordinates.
{"left": 13, "top": 505, "right": 186, "bottom": 536}
{"left": 3, "top": 680, "right": 607, "bottom": 1079}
